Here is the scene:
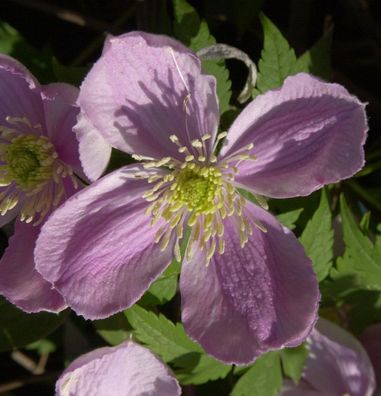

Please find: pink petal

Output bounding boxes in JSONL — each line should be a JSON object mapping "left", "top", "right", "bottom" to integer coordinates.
{"left": 77, "top": 31, "right": 219, "bottom": 162}
{"left": 74, "top": 112, "right": 112, "bottom": 181}
{"left": 180, "top": 200, "right": 319, "bottom": 364}
{"left": 41, "top": 83, "right": 83, "bottom": 176}
{"left": 280, "top": 380, "right": 322, "bottom": 396}
{"left": 0, "top": 220, "right": 65, "bottom": 312}
{"left": 302, "top": 319, "right": 376, "bottom": 395}
{"left": 0, "top": 54, "right": 44, "bottom": 127}
{"left": 35, "top": 165, "right": 175, "bottom": 319}
{"left": 220, "top": 73, "right": 367, "bottom": 198}
{"left": 56, "top": 340, "right": 181, "bottom": 396}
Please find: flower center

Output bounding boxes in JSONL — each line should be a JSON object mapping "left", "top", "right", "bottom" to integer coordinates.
{"left": 0, "top": 116, "right": 78, "bottom": 224}
{"left": 4, "top": 134, "right": 56, "bottom": 191}
{"left": 170, "top": 165, "right": 222, "bottom": 214}
{"left": 133, "top": 132, "right": 262, "bottom": 266}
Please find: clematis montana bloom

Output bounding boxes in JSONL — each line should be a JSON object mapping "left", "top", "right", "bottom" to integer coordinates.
{"left": 0, "top": 54, "right": 82, "bottom": 312}
{"left": 56, "top": 340, "right": 181, "bottom": 396}
{"left": 35, "top": 32, "right": 367, "bottom": 364}
{"left": 280, "top": 319, "right": 376, "bottom": 396}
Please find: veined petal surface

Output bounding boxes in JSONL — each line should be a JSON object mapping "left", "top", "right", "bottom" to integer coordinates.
{"left": 220, "top": 73, "right": 367, "bottom": 198}
{"left": 41, "top": 83, "right": 83, "bottom": 175}
{"left": 77, "top": 31, "right": 219, "bottom": 162}
{"left": 0, "top": 220, "right": 65, "bottom": 312}
{"left": 0, "top": 55, "right": 44, "bottom": 129}
{"left": 56, "top": 340, "right": 181, "bottom": 396}
{"left": 180, "top": 200, "right": 319, "bottom": 364}
{"left": 35, "top": 165, "right": 175, "bottom": 319}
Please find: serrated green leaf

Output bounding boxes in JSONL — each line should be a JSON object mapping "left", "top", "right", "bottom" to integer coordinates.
{"left": 139, "top": 259, "right": 180, "bottom": 307}
{"left": 331, "top": 196, "right": 381, "bottom": 291}
{"left": 176, "top": 353, "right": 231, "bottom": 385}
{"left": 125, "top": 305, "right": 201, "bottom": 362}
{"left": 276, "top": 208, "right": 304, "bottom": 230}
{"left": 0, "top": 298, "right": 67, "bottom": 352}
{"left": 231, "top": 352, "right": 282, "bottom": 396}
{"left": 300, "top": 189, "right": 333, "bottom": 281}
{"left": 294, "top": 27, "right": 332, "bottom": 80}
{"left": 280, "top": 344, "right": 308, "bottom": 384}
{"left": 172, "top": 0, "right": 231, "bottom": 114}
{"left": 94, "top": 312, "right": 131, "bottom": 345}
{"left": 255, "top": 14, "right": 297, "bottom": 94}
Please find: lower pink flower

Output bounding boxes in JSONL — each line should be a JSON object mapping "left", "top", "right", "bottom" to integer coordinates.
{"left": 55, "top": 340, "right": 181, "bottom": 396}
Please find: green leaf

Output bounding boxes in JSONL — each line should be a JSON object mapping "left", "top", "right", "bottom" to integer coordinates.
{"left": 300, "top": 189, "right": 333, "bottom": 281}
{"left": 331, "top": 196, "right": 381, "bottom": 291}
{"left": 0, "top": 21, "right": 22, "bottom": 54}
{"left": 255, "top": 14, "right": 297, "bottom": 94}
{"left": 294, "top": 26, "right": 332, "bottom": 80}
{"left": 94, "top": 312, "right": 131, "bottom": 345}
{"left": 52, "top": 57, "right": 88, "bottom": 86}
{"left": 254, "top": 15, "right": 332, "bottom": 98}
{"left": 173, "top": 0, "right": 203, "bottom": 46}
{"left": 125, "top": 305, "right": 201, "bottom": 362}
{"left": 280, "top": 344, "right": 308, "bottom": 384}
{"left": 0, "top": 21, "right": 53, "bottom": 83}
{"left": 230, "top": 352, "right": 282, "bottom": 396}
{"left": 276, "top": 208, "right": 303, "bottom": 230}
{"left": 175, "top": 354, "right": 231, "bottom": 385}
{"left": 26, "top": 339, "right": 56, "bottom": 355}
{"left": 202, "top": 58, "right": 231, "bottom": 116}
{"left": 172, "top": 0, "right": 231, "bottom": 114}
{"left": 0, "top": 298, "right": 67, "bottom": 352}
{"left": 139, "top": 259, "right": 180, "bottom": 307}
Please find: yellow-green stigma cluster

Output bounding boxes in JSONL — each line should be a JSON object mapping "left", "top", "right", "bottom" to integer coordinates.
{"left": 134, "top": 132, "right": 260, "bottom": 266}
{"left": 3, "top": 134, "right": 55, "bottom": 191}
{"left": 0, "top": 116, "right": 77, "bottom": 224}
{"left": 170, "top": 165, "right": 222, "bottom": 215}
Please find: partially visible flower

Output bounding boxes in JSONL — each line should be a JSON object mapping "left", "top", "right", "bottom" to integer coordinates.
{"left": 280, "top": 319, "right": 376, "bottom": 396}
{"left": 0, "top": 54, "right": 82, "bottom": 312}
{"left": 35, "top": 32, "right": 367, "bottom": 364}
{"left": 361, "top": 323, "right": 381, "bottom": 387}
{"left": 55, "top": 340, "right": 181, "bottom": 396}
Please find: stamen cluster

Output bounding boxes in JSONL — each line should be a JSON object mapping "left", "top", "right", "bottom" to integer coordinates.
{"left": 134, "top": 132, "right": 260, "bottom": 266}
{"left": 0, "top": 116, "right": 77, "bottom": 224}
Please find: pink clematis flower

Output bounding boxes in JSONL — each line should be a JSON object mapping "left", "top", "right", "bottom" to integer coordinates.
{"left": 0, "top": 54, "right": 82, "bottom": 312}
{"left": 280, "top": 319, "right": 376, "bottom": 396}
{"left": 35, "top": 32, "right": 367, "bottom": 364}
{"left": 55, "top": 340, "right": 181, "bottom": 396}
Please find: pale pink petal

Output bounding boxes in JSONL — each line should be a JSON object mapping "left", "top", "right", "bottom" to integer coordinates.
{"left": 180, "top": 200, "right": 319, "bottom": 364}
{"left": 0, "top": 220, "right": 65, "bottom": 312}
{"left": 77, "top": 31, "right": 219, "bottom": 162}
{"left": 0, "top": 55, "right": 44, "bottom": 127}
{"left": 56, "top": 340, "right": 181, "bottom": 396}
{"left": 220, "top": 73, "right": 367, "bottom": 198}
{"left": 35, "top": 165, "right": 175, "bottom": 319}
{"left": 41, "top": 83, "right": 82, "bottom": 176}
{"left": 303, "top": 319, "right": 376, "bottom": 396}
{"left": 74, "top": 112, "right": 112, "bottom": 181}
